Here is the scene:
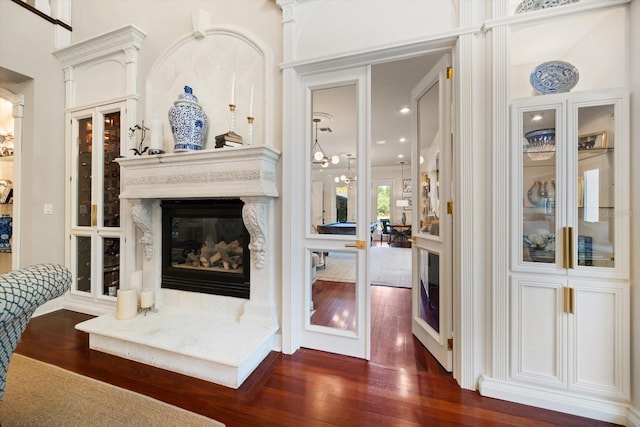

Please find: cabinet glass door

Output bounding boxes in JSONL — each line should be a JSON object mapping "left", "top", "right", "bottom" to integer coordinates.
{"left": 70, "top": 103, "right": 125, "bottom": 298}
{"left": 574, "top": 103, "right": 615, "bottom": 269}
{"left": 76, "top": 116, "right": 92, "bottom": 228}
{"left": 521, "top": 107, "right": 558, "bottom": 266}
{"left": 103, "top": 112, "right": 121, "bottom": 228}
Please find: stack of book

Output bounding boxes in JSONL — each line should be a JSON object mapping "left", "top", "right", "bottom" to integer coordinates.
{"left": 215, "top": 131, "right": 243, "bottom": 148}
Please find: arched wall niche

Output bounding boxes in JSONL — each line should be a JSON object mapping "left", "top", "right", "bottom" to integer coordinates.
{"left": 146, "top": 26, "right": 274, "bottom": 151}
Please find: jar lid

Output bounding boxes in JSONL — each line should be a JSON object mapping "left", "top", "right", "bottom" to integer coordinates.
{"left": 177, "top": 85, "right": 199, "bottom": 103}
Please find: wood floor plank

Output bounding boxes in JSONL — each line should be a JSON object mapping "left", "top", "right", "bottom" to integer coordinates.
{"left": 14, "top": 288, "right": 617, "bottom": 427}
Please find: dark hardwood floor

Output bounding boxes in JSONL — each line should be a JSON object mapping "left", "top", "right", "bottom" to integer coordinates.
{"left": 14, "top": 286, "right": 616, "bottom": 427}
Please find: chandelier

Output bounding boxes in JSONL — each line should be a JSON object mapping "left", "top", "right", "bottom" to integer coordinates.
{"left": 524, "top": 128, "right": 555, "bottom": 161}
{"left": 312, "top": 118, "right": 339, "bottom": 168}
{"left": 337, "top": 153, "right": 357, "bottom": 187}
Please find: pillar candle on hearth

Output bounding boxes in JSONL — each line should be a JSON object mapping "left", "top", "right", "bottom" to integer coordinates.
{"left": 116, "top": 289, "right": 137, "bottom": 320}
{"left": 140, "top": 289, "right": 154, "bottom": 309}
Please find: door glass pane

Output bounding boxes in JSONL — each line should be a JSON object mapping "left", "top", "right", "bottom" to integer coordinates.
{"left": 76, "top": 236, "right": 91, "bottom": 293}
{"left": 376, "top": 184, "right": 390, "bottom": 220}
{"left": 522, "top": 108, "right": 557, "bottom": 264}
{"left": 310, "top": 85, "right": 358, "bottom": 234}
{"left": 418, "top": 82, "right": 440, "bottom": 236}
{"left": 77, "top": 117, "right": 92, "bottom": 227}
{"left": 309, "top": 250, "right": 356, "bottom": 331}
{"left": 418, "top": 248, "right": 439, "bottom": 333}
{"left": 103, "top": 112, "right": 120, "bottom": 228}
{"left": 336, "top": 185, "right": 348, "bottom": 222}
{"left": 576, "top": 104, "right": 615, "bottom": 268}
{"left": 102, "top": 237, "right": 120, "bottom": 296}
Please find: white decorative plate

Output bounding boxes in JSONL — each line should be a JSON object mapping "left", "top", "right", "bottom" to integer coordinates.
{"left": 529, "top": 61, "right": 579, "bottom": 94}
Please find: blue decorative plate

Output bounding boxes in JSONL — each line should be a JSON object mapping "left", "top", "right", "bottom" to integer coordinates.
{"left": 530, "top": 61, "right": 579, "bottom": 94}
{"left": 515, "top": 0, "right": 578, "bottom": 13}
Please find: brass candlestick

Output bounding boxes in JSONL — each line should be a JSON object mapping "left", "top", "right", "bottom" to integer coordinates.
{"left": 229, "top": 104, "right": 236, "bottom": 133}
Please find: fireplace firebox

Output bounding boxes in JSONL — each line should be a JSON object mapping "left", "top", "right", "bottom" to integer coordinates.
{"left": 161, "top": 199, "right": 250, "bottom": 299}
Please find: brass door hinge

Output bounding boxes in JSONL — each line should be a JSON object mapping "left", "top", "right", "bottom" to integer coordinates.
{"left": 446, "top": 67, "right": 453, "bottom": 80}
{"left": 447, "top": 338, "right": 453, "bottom": 351}
{"left": 447, "top": 201, "right": 453, "bottom": 215}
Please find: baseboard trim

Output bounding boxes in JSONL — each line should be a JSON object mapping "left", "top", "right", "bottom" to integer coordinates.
{"left": 628, "top": 404, "right": 640, "bottom": 427}
{"left": 478, "top": 375, "right": 629, "bottom": 425}
{"left": 33, "top": 296, "right": 65, "bottom": 317}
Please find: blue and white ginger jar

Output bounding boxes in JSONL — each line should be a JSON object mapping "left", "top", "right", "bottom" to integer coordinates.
{"left": 168, "top": 86, "right": 209, "bottom": 151}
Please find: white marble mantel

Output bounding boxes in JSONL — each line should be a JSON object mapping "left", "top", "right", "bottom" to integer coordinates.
{"left": 76, "top": 145, "right": 281, "bottom": 388}
{"left": 117, "top": 146, "right": 279, "bottom": 200}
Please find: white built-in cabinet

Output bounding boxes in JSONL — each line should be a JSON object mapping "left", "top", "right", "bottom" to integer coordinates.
{"left": 54, "top": 25, "right": 145, "bottom": 314}
{"left": 510, "top": 89, "right": 630, "bottom": 401}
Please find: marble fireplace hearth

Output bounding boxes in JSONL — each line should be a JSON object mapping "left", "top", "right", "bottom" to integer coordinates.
{"left": 76, "top": 146, "right": 281, "bottom": 388}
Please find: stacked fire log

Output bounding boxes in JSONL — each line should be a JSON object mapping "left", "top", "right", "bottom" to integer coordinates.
{"left": 185, "top": 239, "right": 244, "bottom": 270}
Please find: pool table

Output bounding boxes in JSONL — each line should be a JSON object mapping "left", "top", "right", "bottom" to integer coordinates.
{"left": 316, "top": 222, "right": 357, "bottom": 235}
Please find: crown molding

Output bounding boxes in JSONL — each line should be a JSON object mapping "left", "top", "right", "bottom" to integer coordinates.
{"left": 53, "top": 24, "right": 147, "bottom": 67}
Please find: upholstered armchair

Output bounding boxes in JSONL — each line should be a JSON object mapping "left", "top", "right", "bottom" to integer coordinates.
{"left": 0, "top": 264, "right": 71, "bottom": 400}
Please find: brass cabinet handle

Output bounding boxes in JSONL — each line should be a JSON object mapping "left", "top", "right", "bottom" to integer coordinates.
{"left": 568, "top": 287, "right": 575, "bottom": 314}
{"left": 345, "top": 240, "right": 366, "bottom": 250}
{"left": 562, "top": 227, "right": 569, "bottom": 268}
{"left": 563, "top": 287, "right": 575, "bottom": 314}
{"left": 567, "top": 227, "right": 574, "bottom": 269}
{"left": 407, "top": 237, "right": 416, "bottom": 244}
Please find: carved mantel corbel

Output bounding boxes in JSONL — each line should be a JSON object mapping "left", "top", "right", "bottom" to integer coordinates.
{"left": 131, "top": 199, "right": 153, "bottom": 260}
{"left": 241, "top": 198, "right": 267, "bottom": 269}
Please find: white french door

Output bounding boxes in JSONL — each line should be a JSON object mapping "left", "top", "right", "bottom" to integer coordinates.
{"left": 410, "top": 54, "right": 454, "bottom": 371}
{"left": 299, "top": 67, "right": 370, "bottom": 359}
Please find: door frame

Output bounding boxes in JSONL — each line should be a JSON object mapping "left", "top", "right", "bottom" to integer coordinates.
{"left": 0, "top": 87, "right": 23, "bottom": 270}
{"left": 281, "top": 33, "right": 477, "bottom": 389}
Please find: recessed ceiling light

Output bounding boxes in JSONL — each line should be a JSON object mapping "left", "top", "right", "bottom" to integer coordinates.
{"left": 398, "top": 154, "right": 404, "bottom": 158}
{"left": 399, "top": 137, "right": 407, "bottom": 143}
{"left": 532, "top": 113, "right": 543, "bottom": 121}
{"left": 399, "top": 107, "right": 411, "bottom": 114}
{"left": 376, "top": 140, "right": 386, "bottom": 145}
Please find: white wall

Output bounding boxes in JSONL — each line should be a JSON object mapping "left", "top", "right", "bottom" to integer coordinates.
{"left": 0, "top": 1, "right": 67, "bottom": 267}
{"left": 290, "top": 0, "right": 456, "bottom": 63}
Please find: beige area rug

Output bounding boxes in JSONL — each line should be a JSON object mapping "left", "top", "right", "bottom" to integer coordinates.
{"left": 317, "top": 246, "right": 412, "bottom": 288}
{"left": 0, "top": 354, "right": 224, "bottom": 427}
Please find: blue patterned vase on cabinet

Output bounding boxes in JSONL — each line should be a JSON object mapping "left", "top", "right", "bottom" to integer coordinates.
{"left": 168, "top": 86, "right": 209, "bottom": 152}
{"left": 0, "top": 214, "right": 12, "bottom": 253}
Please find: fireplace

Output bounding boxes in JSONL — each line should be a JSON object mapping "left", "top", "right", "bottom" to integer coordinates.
{"left": 76, "top": 146, "right": 281, "bottom": 388}
{"left": 161, "top": 198, "right": 250, "bottom": 299}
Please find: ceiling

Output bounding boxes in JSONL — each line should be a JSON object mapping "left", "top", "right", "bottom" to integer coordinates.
{"left": 311, "top": 53, "right": 444, "bottom": 172}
